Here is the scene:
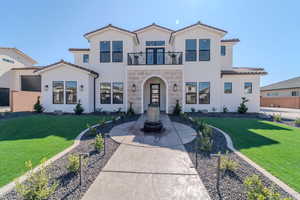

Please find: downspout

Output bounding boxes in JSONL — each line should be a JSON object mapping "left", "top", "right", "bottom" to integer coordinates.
{"left": 93, "top": 73, "right": 99, "bottom": 112}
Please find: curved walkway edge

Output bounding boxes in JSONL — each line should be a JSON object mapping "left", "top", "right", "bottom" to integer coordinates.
{"left": 209, "top": 125, "right": 300, "bottom": 200}
{"left": 0, "top": 121, "right": 106, "bottom": 197}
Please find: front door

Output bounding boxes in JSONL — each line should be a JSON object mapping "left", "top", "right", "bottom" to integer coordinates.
{"left": 146, "top": 48, "right": 165, "bottom": 64}
{"left": 150, "top": 84, "right": 160, "bottom": 106}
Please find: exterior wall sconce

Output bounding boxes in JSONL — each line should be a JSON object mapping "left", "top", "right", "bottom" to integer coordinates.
{"left": 44, "top": 85, "right": 49, "bottom": 91}
{"left": 80, "top": 85, "right": 84, "bottom": 91}
{"left": 132, "top": 84, "right": 136, "bottom": 92}
{"left": 173, "top": 83, "right": 178, "bottom": 92}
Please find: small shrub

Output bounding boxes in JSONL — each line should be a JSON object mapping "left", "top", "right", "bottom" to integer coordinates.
{"left": 87, "top": 124, "right": 97, "bottom": 136}
{"left": 33, "top": 96, "right": 44, "bottom": 113}
{"left": 67, "top": 154, "right": 80, "bottom": 173}
{"left": 237, "top": 97, "right": 249, "bottom": 114}
{"left": 191, "top": 107, "right": 196, "bottom": 113}
{"left": 220, "top": 152, "right": 239, "bottom": 173}
{"left": 15, "top": 159, "right": 58, "bottom": 200}
{"left": 182, "top": 112, "right": 189, "bottom": 120}
{"left": 223, "top": 106, "right": 228, "bottom": 113}
{"left": 202, "top": 124, "right": 213, "bottom": 138}
{"left": 198, "top": 134, "right": 213, "bottom": 152}
{"left": 273, "top": 114, "right": 282, "bottom": 122}
{"left": 212, "top": 107, "right": 217, "bottom": 112}
{"left": 74, "top": 100, "right": 84, "bottom": 115}
{"left": 127, "top": 102, "right": 135, "bottom": 116}
{"left": 196, "top": 119, "right": 206, "bottom": 132}
{"left": 244, "top": 175, "right": 291, "bottom": 200}
{"left": 95, "top": 134, "right": 104, "bottom": 152}
{"left": 173, "top": 100, "right": 182, "bottom": 115}
{"left": 295, "top": 118, "right": 300, "bottom": 127}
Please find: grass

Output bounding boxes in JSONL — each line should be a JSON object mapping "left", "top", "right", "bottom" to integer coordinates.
{"left": 198, "top": 117, "right": 300, "bottom": 193}
{"left": 0, "top": 114, "right": 104, "bottom": 187}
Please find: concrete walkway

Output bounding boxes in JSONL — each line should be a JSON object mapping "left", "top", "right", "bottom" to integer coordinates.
{"left": 82, "top": 114, "right": 210, "bottom": 200}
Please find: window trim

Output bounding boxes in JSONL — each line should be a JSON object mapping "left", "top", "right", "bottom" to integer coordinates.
{"left": 185, "top": 82, "right": 197, "bottom": 104}
{"left": 112, "top": 82, "right": 124, "bottom": 104}
{"left": 199, "top": 39, "right": 210, "bottom": 61}
{"left": 224, "top": 82, "right": 232, "bottom": 94}
{"left": 185, "top": 39, "right": 197, "bottom": 62}
{"left": 52, "top": 81, "right": 64, "bottom": 104}
{"left": 198, "top": 82, "right": 210, "bottom": 104}
{"left": 100, "top": 82, "right": 112, "bottom": 104}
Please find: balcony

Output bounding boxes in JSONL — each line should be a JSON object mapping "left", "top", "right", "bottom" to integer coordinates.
{"left": 128, "top": 52, "right": 183, "bottom": 65}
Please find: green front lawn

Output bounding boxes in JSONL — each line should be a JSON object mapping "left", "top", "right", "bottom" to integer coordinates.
{"left": 199, "top": 117, "right": 300, "bottom": 192}
{"left": 0, "top": 114, "right": 102, "bottom": 187}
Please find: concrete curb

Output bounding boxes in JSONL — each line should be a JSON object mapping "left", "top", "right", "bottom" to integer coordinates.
{"left": 209, "top": 125, "right": 300, "bottom": 200}
{"left": 0, "top": 118, "right": 117, "bottom": 197}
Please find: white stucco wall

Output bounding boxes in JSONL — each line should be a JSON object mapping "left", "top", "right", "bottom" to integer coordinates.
{"left": 39, "top": 64, "right": 94, "bottom": 113}
{"left": 220, "top": 43, "right": 233, "bottom": 69}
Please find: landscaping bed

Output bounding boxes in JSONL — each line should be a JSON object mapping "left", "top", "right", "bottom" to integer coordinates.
{"left": 170, "top": 115, "right": 294, "bottom": 200}
{"left": 1, "top": 115, "right": 139, "bottom": 200}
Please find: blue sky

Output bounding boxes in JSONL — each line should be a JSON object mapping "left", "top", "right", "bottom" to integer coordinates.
{"left": 1, "top": 0, "right": 299, "bottom": 86}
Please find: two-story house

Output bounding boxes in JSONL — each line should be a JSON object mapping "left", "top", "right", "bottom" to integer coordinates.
{"left": 35, "top": 22, "right": 267, "bottom": 114}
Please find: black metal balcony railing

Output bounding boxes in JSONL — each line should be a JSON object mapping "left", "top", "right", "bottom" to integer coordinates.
{"left": 127, "top": 52, "right": 183, "bottom": 65}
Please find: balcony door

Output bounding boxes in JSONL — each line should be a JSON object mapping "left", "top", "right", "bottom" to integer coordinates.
{"left": 146, "top": 48, "right": 164, "bottom": 64}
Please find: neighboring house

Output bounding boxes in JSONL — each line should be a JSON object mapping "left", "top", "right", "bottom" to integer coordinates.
{"left": 35, "top": 22, "right": 267, "bottom": 114}
{"left": 0, "top": 47, "right": 41, "bottom": 111}
{"left": 261, "top": 76, "right": 300, "bottom": 108}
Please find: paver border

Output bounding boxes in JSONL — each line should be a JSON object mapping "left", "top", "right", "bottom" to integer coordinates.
{"left": 0, "top": 118, "right": 117, "bottom": 197}
{"left": 207, "top": 124, "right": 300, "bottom": 200}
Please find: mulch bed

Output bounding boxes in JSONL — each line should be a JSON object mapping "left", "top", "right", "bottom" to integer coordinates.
{"left": 1, "top": 115, "right": 139, "bottom": 200}
{"left": 170, "top": 115, "right": 294, "bottom": 200}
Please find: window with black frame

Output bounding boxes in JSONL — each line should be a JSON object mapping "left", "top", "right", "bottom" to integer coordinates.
{"left": 199, "top": 82, "right": 210, "bottom": 104}
{"left": 100, "top": 83, "right": 111, "bottom": 104}
{"left": 100, "top": 41, "right": 110, "bottom": 63}
{"left": 66, "top": 81, "right": 77, "bottom": 104}
{"left": 185, "top": 82, "right": 197, "bottom": 104}
{"left": 244, "top": 82, "right": 252, "bottom": 94}
{"left": 199, "top": 39, "right": 210, "bottom": 61}
{"left": 112, "top": 41, "right": 123, "bottom": 62}
{"left": 185, "top": 39, "right": 197, "bottom": 62}
{"left": 113, "top": 82, "right": 123, "bottom": 104}
{"left": 83, "top": 54, "right": 89, "bottom": 63}
{"left": 224, "top": 82, "right": 232, "bottom": 94}
{"left": 53, "top": 81, "right": 64, "bottom": 104}
{"left": 221, "top": 45, "right": 226, "bottom": 56}
{"left": 21, "top": 75, "right": 41, "bottom": 91}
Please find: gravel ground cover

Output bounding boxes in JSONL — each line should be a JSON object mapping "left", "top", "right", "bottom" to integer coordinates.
{"left": 1, "top": 115, "right": 139, "bottom": 200}
{"left": 170, "top": 115, "right": 294, "bottom": 200}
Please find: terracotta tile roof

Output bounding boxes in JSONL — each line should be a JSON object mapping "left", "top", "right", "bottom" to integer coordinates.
{"left": 69, "top": 48, "right": 90, "bottom": 52}
{"left": 133, "top": 23, "right": 174, "bottom": 33}
{"left": 35, "top": 60, "right": 99, "bottom": 77}
{"left": 261, "top": 76, "right": 300, "bottom": 91}
{"left": 0, "top": 47, "right": 37, "bottom": 64}
{"left": 221, "top": 38, "right": 240, "bottom": 43}
{"left": 221, "top": 67, "right": 267, "bottom": 75}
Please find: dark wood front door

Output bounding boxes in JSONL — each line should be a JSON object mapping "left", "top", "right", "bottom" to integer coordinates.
{"left": 150, "top": 84, "right": 160, "bottom": 106}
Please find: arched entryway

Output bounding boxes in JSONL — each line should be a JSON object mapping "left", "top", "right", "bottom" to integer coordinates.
{"left": 141, "top": 76, "right": 168, "bottom": 113}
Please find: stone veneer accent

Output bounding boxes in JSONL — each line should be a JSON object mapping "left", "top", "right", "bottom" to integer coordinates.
{"left": 127, "top": 69, "right": 183, "bottom": 113}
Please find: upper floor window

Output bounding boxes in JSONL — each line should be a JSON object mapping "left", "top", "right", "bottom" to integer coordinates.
{"left": 100, "top": 41, "right": 111, "bottom": 63}
{"left": 224, "top": 82, "right": 232, "bottom": 94}
{"left": 112, "top": 41, "right": 123, "bottom": 62}
{"left": 185, "top": 39, "right": 197, "bottom": 62}
{"left": 83, "top": 54, "right": 89, "bottom": 63}
{"left": 185, "top": 82, "right": 197, "bottom": 104}
{"left": 199, "top": 39, "right": 210, "bottom": 61}
{"left": 244, "top": 82, "right": 252, "bottom": 94}
{"left": 2, "top": 58, "right": 14, "bottom": 64}
{"left": 199, "top": 82, "right": 210, "bottom": 104}
{"left": 221, "top": 46, "right": 226, "bottom": 56}
{"left": 146, "top": 41, "right": 165, "bottom": 46}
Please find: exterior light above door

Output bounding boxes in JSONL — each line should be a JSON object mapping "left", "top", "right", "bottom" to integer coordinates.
{"left": 132, "top": 84, "right": 136, "bottom": 92}
{"left": 80, "top": 85, "right": 84, "bottom": 91}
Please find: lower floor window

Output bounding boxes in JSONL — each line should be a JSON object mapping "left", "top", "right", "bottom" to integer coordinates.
{"left": 53, "top": 81, "right": 64, "bottom": 104}
{"left": 100, "top": 83, "right": 111, "bottom": 104}
{"left": 199, "top": 82, "right": 210, "bottom": 104}
{"left": 185, "top": 82, "right": 197, "bottom": 104}
{"left": 113, "top": 82, "right": 124, "bottom": 104}
{"left": 66, "top": 81, "right": 77, "bottom": 104}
